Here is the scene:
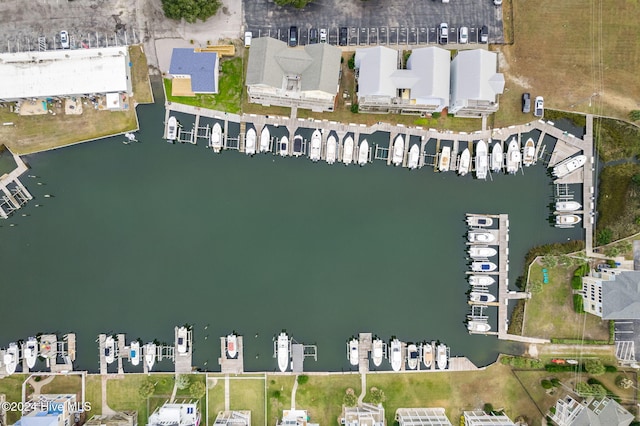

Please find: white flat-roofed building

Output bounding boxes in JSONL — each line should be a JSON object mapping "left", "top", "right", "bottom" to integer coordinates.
{"left": 340, "top": 403, "right": 385, "bottom": 426}
{"left": 147, "top": 402, "right": 200, "bottom": 426}
{"left": 0, "top": 47, "right": 132, "bottom": 102}
{"left": 463, "top": 411, "right": 515, "bottom": 426}
{"left": 395, "top": 408, "right": 452, "bottom": 426}
{"left": 277, "top": 410, "right": 318, "bottom": 426}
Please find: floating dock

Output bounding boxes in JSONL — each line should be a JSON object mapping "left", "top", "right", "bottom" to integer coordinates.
{"left": 218, "top": 335, "right": 244, "bottom": 374}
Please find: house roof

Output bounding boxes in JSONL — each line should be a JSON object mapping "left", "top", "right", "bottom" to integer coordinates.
{"left": 602, "top": 271, "right": 640, "bottom": 319}
{"left": 355, "top": 46, "right": 398, "bottom": 98}
{"left": 405, "top": 47, "right": 450, "bottom": 107}
{"left": 450, "top": 49, "right": 504, "bottom": 104}
{"left": 15, "top": 416, "right": 59, "bottom": 426}
{"left": 169, "top": 48, "right": 218, "bottom": 93}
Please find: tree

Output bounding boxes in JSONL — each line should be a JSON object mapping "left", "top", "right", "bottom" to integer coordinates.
{"left": 343, "top": 388, "right": 357, "bottom": 407}
{"left": 176, "top": 374, "right": 190, "bottom": 390}
{"left": 189, "top": 380, "right": 206, "bottom": 399}
{"left": 139, "top": 380, "right": 156, "bottom": 399}
{"left": 584, "top": 359, "right": 606, "bottom": 376}
{"left": 273, "top": 0, "right": 314, "bottom": 8}
{"left": 369, "top": 387, "right": 386, "bottom": 404}
{"left": 161, "top": 0, "right": 222, "bottom": 24}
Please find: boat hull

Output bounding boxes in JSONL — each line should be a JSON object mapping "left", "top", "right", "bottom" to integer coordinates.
{"left": 105, "top": 337, "right": 115, "bottom": 364}
{"left": 407, "top": 344, "right": 418, "bottom": 370}
{"left": 392, "top": 136, "right": 404, "bottom": 166}
{"left": 390, "top": 339, "right": 402, "bottom": 372}
{"left": 556, "top": 201, "right": 581, "bottom": 212}
{"left": 358, "top": 140, "right": 369, "bottom": 165}
{"left": 326, "top": 136, "right": 337, "bottom": 165}
{"left": 407, "top": 145, "right": 419, "bottom": 170}
{"left": 436, "top": 344, "right": 448, "bottom": 370}
{"left": 279, "top": 136, "right": 289, "bottom": 157}
{"left": 458, "top": 148, "right": 471, "bottom": 176}
{"left": 439, "top": 146, "right": 451, "bottom": 172}
{"left": 145, "top": 343, "right": 156, "bottom": 370}
{"left": 348, "top": 339, "right": 359, "bottom": 366}
{"left": 422, "top": 344, "right": 433, "bottom": 368}
{"left": 469, "top": 275, "right": 495, "bottom": 286}
{"left": 227, "top": 334, "right": 238, "bottom": 359}
{"left": 372, "top": 339, "right": 383, "bottom": 367}
{"left": 469, "top": 246, "right": 497, "bottom": 258}
{"left": 342, "top": 137, "right": 354, "bottom": 165}
{"left": 468, "top": 232, "right": 495, "bottom": 244}
{"left": 130, "top": 342, "right": 140, "bottom": 366}
{"left": 471, "top": 261, "right": 498, "bottom": 272}
{"left": 167, "top": 116, "right": 177, "bottom": 141}
{"left": 469, "top": 291, "right": 497, "bottom": 303}
{"left": 475, "top": 141, "right": 488, "bottom": 180}
{"left": 260, "top": 127, "right": 270, "bottom": 152}
{"left": 277, "top": 333, "right": 289, "bottom": 372}
{"left": 211, "top": 123, "right": 223, "bottom": 152}
{"left": 24, "top": 338, "right": 38, "bottom": 369}
{"left": 523, "top": 138, "right": 535, "bottom": 166}
{"left": 506, "top": 139, "right": 521, "bottom": 174}
{"left": 310, "top": 130, "right": 322, "bottom": 162}
{"left": 468, "top": 321, "right": 491, "bottom": 333}
{"left": 245, "top": 128, "right": 256, "bottom": 155}
{"left": 491, "top": 142, "right": 503, "bottom": 172}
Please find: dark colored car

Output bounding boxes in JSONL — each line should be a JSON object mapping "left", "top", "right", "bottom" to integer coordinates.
{"left": 309, "top": 28, "right": 318, "bottom": 44}
{"left": 289, "top": 26, "right": 298, "bottom": 47}
{"left": 339, "top": 27, "right": 348, "bottom": 46}
{"left": 522, "top": 93, "right": 531, "bottom": 113}
{"left": 479, "top": 25, "right": 488, "bottom": 43}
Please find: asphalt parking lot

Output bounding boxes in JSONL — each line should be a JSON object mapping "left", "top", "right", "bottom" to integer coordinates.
{"left": 615, "top": 320, "right": 640, "bottom": 364}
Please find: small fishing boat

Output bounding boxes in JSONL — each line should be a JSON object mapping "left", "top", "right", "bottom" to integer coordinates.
{"left": 469, "top": 291, "right": 497, "bottom": 303}
{"left": 475, "top": 140, "right": 488, "bottom": 180}
{"left": 422, "top": 343, "right": 433, "bottom": 369}
{"left": 348, "top": 338, "right": 359, "bottom": 366}
{"left": 469, "top": 275, "right": 495, "bottom": 286}
{"left": 145, "top": 343, "right": 156, "bottom": 370}
{"left": 552, "top": 155, "right": 587, "bottom": 178}
{"left": 436, "top": 344, "right": 448, "bottom": 370}
{"left": 468, "top": 246, "right": 497, "bottom": 258}
{"left": 458, "top": 148, "right": 470, "bottom": 176}
{"left": 277, "top": 332, "right": 289, "bottom": 372}
{"left": 522, "top": 138, "right": 535, "bottom": 166}
{"left": 407, "top": 145, "right": 419, "bottom": 170}
{"left": 466, "top": 216, "right": 493, "bottom": 228}
{"left": 358, "top": 140, "right": 369, "bottom": 166}
{"left": 292, "top": 135, "right": 304, "bottom": 157}
{"left": 24, "top": 337, "right": 38, "bottom": 370}
{"left": 390, "top": 338, "right": 402, "bottom": 372}
{"left": 211, "top": 122, "right": 223, "bottom": 153}
{"left": 491, "top": 142, "right": 503, "bottom": 173}
{"left": 177, "top": 326, "right": 188, "bottom": 355}
{"left": 342, "top": 136, "right": 354, "bottom": 165}
{"left": 130, "top": 341, "right": 140, "bottom": 366}
{"left": 392, "top": 135, "right": 404, "bottom": 166}
{"left": 260, "top": 126, "right": 270, "bottom": 153}
{"left": 245, "top": 128, "right": 256, "bottom": 156}
{"left": 556, "top": 201, "right": 581, "bottom": 212}
{"left": 310, "top": 130, "right": 322, "bottom": 162}
{"left": 326, "top": 135, "right": 337, "bottom": 165}
{"left": 556, "top": 214, "right": 582, "bottom": 227}
{"left": 279, "top": 136, "right": 289, "bottom": 157}
{"left": 467, "top": 320, "right": 492, "bottom": 333}
{"left": 105, "top": 336, "right": 115, "bottom": 364}
{"left": 506, "top": 138, "right": 521, "bottom": 174}
{"left": 166, "top": 116, "right": 177, "bottom": 142}
{"left": 4, "top": 343, "right": 18, "bottom": 375}
{"left": 407, "top": 343, "right": 419, "bottom": 370}
{"left": 227, "top": 333, "right": 238, "bottom": 358}
{"left": 468, "top": 231, "right": 495, "bottom": 244}
{"left": 439, "top": 146, "right": 451, "bottom": 172}
{"left": 372, "top": 338, "right": 383, "bottom": 367}
{"left": 471, "top": 261, "right": 498, "bottom": 272}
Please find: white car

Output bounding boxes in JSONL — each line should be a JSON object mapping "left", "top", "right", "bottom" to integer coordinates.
{"left": 459, "top": 27, "right": 468, "bottom": 44}
{"left": 244, "top": 31, "right": 252, "bottom": 47}
{"left": 439, "top": 23, "right": 448, "bottom": 44}
{"left": 319, "top": 28, "right": 327, "bottom": 43}
{"left": 60, "top": 31, "right": 69, "bottom": 49}
{"left": 534, "top": 96, "right": 544, "bottom": 117}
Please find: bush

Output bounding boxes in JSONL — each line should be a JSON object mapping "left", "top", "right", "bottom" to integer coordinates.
{"left": 605, "top": 365, "right": 617, "bottom": 373}
{"left": 483, "top": 403, "right": 494, "bottom": 414}
{"left": 616, "top": 375, "right": 633, "bottom": 389}
{"left": 348, "top": 54, "right": 355, "bottom": 70}
{"left": 551, "top": 378, "right": 561, "bottom": 387}
{"left": 545, "top": 364, "right": 581, "bottom": 372}
{"left": 297, "top": 375, "right": 309, "bottom": 385}
{"left": 139, "top": 380, "right": 156, "bottom": 398}
{"left": 541, "top": 379, "right": 553, "bottom": 389}
{"left": 350, "top": 103, "right": 359, "bottom": 113}
{"left": 343, "top": 388, "right": 357, "bottom": 407}
{"left": 189, "top": 380, "right": 206, "bottom": 399}
{"left": 369, "top": 387, "right": 386, "bottom": 404}
{"left": 500, "top": 355, "right": 544, "bottom": 369}
{"left": 176, "top": 374, "right": 190, "bottom": 390}
{"left": 571, "top": 275, "right": 583, "bottom": 290}
{"left": 584, "top": 359, "right": 605, "bottom": 376}
{"left": 432, "top": 112, "right": 441, "bottom": 119}
{"left": 573, "top": 294, "right": 584, "bottom": 313}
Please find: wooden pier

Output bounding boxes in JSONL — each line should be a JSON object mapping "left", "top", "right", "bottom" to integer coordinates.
{"left": 358, "top": 333, "right": 372, "bottom": 373}
{"left": 0, "top": 152, "right": 33, "bottom": 218}
{"left": 218, "top": 335, "right": 244, "bottom": 374}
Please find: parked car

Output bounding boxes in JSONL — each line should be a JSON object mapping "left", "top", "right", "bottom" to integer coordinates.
{"left": 289, "top": 26, "right": 298, "bottom": 47}
{"left": 534, "top": 96, "right": 544, "bottom": 117}
{"left": 60, "top": 30, "right": 70, "bottom": 49}
{"left": 522, "top": 93, "right": 531, "bottom": 113}
{"left": 309, "top": 28, "right": 318, "bottom": 44}
{"left": 319, "top": 28, "right": 327, "bottom": 43}
{"left": 459, "top": 27, "right": 468, "bottom": 44}
{"left": 479, "top": 25, "right": 488, "bottom": 43}
{"left": 439, "top": 23, "right": 448, "bottom": 45}
{"left": 244, "top": 31, "right": 252, "bottom": 48}
{"left": 339, "top": 27, "right": 348, "bottom": 46}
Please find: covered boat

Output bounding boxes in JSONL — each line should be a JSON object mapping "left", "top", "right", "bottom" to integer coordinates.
{"left": 245, "top": 128, "right": 256, "bottom": 156}
{"left": 342, "top": 136, "right": 354, "bottom": 165}
{"left": 422, "top": 343, "right": 433, "bottom": 368}
{"left": 556, "top": 201, "right": 581, "bottom": 212}
{"left": 471, "top": 261, "right": 498, "bottom": 272}
{"left": 310, "top": 130, "right": 322, "bottom": 162}
{"left": 24, "top": 337, "right": 38, "bottom": 370}
{"left": 277, "top": 332, "right": 289, "bottom": 372}
{"left": 358, "top": 140, "right": 369, "bottom": 165}
{"left": 469, "top": 291, "right": 497, "bottom": 303}
{"left": 469, "top": 275, "right": 495, "bottom": 286}
{"left": 227, "top": 333, "right": 238, "bottom": 358}
{"left": 105, "top": 336, "right": 116, "bottom": 365}
{"left": 166, "top": 116, "right": 178, "bottom": 142}
{"left": 466, "top": 216, "right": 493, "bottom": 228}
{"left": 372, "top": 338, "right": 384, "bottom": 367}
{"left": 326, "top": 135, "right": 337, "bottom": 165}
{"left": 475, "top": 140, "right": 488, "bottom": 180}
{"left": 506, "top": 138, "right": 521, "bottom": 174}
{"left": 348, "top": 338, "right": 359, "bottom": 366}
{"left": 292, "top": 135, "right": 304, "bottom": 157}
{"left": 145, "top": 343, "right": 156, "bottom": 370}
{"left": 439, "top": 146, "right": 451, "bottom": 172}
{"left": 177, "top": 326, "right": 188, "bottom": 355}
{"left": 458, "top": 148, "right": 471, "bottom": 176}
{"left": 407, "top": 344, "right": 419, "bottom": 370}
{"left": 556, "top": 214, "right": 582, "bottom": 227}
{"left": 436, "top": 344, "right": 448, "bottom": 370}
{"left": 522, "top": 138, "right": 535, "bottom": 166}
{"left": 259, "top": 126, "right": 270, "bottom": 153}
{"left": 407, "top": 145, "right": 419, "bottom": 170}
{"left": 469, "top": 246, "right": 497, "bottom": 258}
{"left": 279, "top": 136, "right": 289, "bottom": 157}
{"left": 211, "top": 122, "right": 223, "bottom": 153}
{"left": 552, "top": 155, "right": 587, "bottom": 178}
{"left": 390, "top": 338, "right": 402, "bottom": 372}
{"left": 130, "top": 341, "right": 140, "bottom": 366}
{"left": 392, "top": 135, "right": 404, "bottom": 166}
{"left": 491, "top": 142, "right": 503, "bottom": 173}
{"left": 468, "top": 231, "right": 495, "bottom": 244}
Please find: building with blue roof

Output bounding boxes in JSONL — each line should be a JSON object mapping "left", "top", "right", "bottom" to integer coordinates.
{"left": 14, "top": 394, "right": 77, "bottom": 426}
{"left": 168, "top": 49, "right": 219, "bottom": 97}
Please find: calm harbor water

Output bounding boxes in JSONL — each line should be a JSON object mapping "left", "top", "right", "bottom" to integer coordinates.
{"left": 0, "top": 84, "right": 583, "bottom": 372}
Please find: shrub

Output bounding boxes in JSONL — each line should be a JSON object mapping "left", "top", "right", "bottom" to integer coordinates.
{"left": 571, "top": 275, "right": 583, "bottom": 290}
{"left": 500, "top": 355, "right": 544, "bottom": 369}
{"left": 432, "top": 112, "right": 441, "bottom": 119}
{"left": 551, "top": 378, "right": 561, "bottom": 387}
{"left": 605, "top": 365, "right": 617, "bottom": 373}
{"left": 369, "top": 387, "right": 386, "bottom": 404}
{"left": 584, "top": 359, "right": 605, "bottom": 376}
{"left": 343, "top": 388, "right": 357, "bottom": 407}
{"left": 272, "top": 390, "right": 281, "bottom": 399}
{"left": 597, "top": 228, "right": 613, "bottom": 245}
{"left": 545, "top": 364, "right": 581, "bottom": 372}
{"left": 297, "top": 375, "right": 309, "bottom": 385}
{"left": 176, "top": 374, "right": 190, "bottom": 390}
{"left": 616, "top": 375, "right": 633, "bottom": 389}
{"left": 348, "top": 54, "right": 355, "bottom": 70}
{"left": 350, "top": 104, "right": 359, "bottom": 113}
{"left": 189, "top": 380, "right": 205, "bottom": 399}
{"left": 483, "top": 403, "right": 494, "bottom": 414}
{"left": 139, "top": 380, "right": 156, "bottom": 398}
{"left": 573, "top": 294, "right": 584, "bottom": 313}
{"left": 541, "top": 379, "right": 553, "bottom": 389}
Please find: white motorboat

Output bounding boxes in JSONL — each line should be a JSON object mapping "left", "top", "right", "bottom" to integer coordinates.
{"left": 279, "top": 136, "right": 289, "bottom": 157}
{"left": 469, "top": 246, "right": 497, "bottom": 258}
{"left": 506, "top": 138, "right": 521, "bottom": 174}
{"left": 469, "top": 291, "right": 497, "bottom": 304}
{"left": 4, "top": 343, "right": 18, "bottom": 375}
{"left": 392, "top": 135, "right": 404, "bottom": 166}
{"left": 475, "top": 140, "right": 488, "bottom": 180}
{"left": 358, "top": 140, "right": 369, "bottom": 165}
{"left": 556, "top": 201, "right": 581, "bottom": 212}
{"left": 227, "top": 333, "right": 238, "bottom": 358}
{"left": 292, "top": 135, "right": 304, "bottom": 157}
{"left": 522, "top": 138, "right": 535, "bottom": 166}
{"left": 342, "top": 136, "right": 354, "bottom": 165}
{"left": 348, "top": 338, "right": 359, "bottom": 366}
{"left": 310, "top": 130, "right": 322, "bottom": 162}
{"left": 491, "top": 142, "right": 503, "bottom": 173}
{"left": 439, "top": 146, "right": 451, "bottom": 172}
{"left": 468, "top": 320, "right": 492, "bottom": 333}
{"left": 166, "top": 116, "right": 177, "bottom": 142}
{"left": 145, "top": 343, "right": 156, "bottom": 370}
{"left": 552, "top": 155, "right": 587, "bottom": 178}
{"left": 471, "top": 261, "right": 498, "bottom": 272}
{"left": 468, "top": 231, "right": 495, "bottom": 244}
{"left": 177, "top": 326, "right": 188, "bottom": 355}
{"left": 556, "top": 214, "right": 582, "bottom": 227}
{"left": 390, "top": 338, "right": 402, "bottom": 372}
{"left": 24, "top": 337, "right": 38, "bottom": 370}
{"left": 277, "top": 332, "right": 289, "bottom": 372}
{"left": 245, "top": 128, "right": 256, "bottom": 156}
{"left": 407, "top": 145, "right": 419, "bottom": 170}
{"left": 422, "top": 343, "right": 433, "bottom": 369}
{"left": 105, "top": 336, "right": 115, "bottom": 365}
{"left": 436, "top": 344, "right": 448, "bottom": 370}
{"left": 211, "top": 122, "right": 223, "bottom": 153}
{"left": 372, "top": 338, "right": 383, "bottom": 367}
{"left": 458, "top": 148, "right": 470, "bottom": 176}
{"left": 260, "top": 126, "right": 270, "bottom": 153}
{"left": 130, "top": 341, "right": 140, "bottom": 366}
{"left": 466, "top": 216, "right": 493, "bottom": 227}
{"left": 407, "top": 344, "right": 419, "bottom": 370}
{"left": 469, "top": 275, "right": 495, "bottom": 286}
{"left": 326, "top": 135, "right": 337, "bottom": 165}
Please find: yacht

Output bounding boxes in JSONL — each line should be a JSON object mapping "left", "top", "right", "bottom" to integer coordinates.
{"left": 469, "top": 291, "right": 497, "bottom": 303}
{"left": 556, "top": 214, "right": 582, "bottom": 227}
{"left": 292, "top": 135, "right": 304, "bottom": 157}
{"left": 259, "top": 126, "right": 270, "bottom": 153}
{"left": 468, "top": 246, "right": 497, "bottom": 258}
{"left": 556, "top": 201, "right": 581, "bottom": 212}
{"left": 491, "top": 142, "right": 503, "bottom": 173}
{"left": 439, "top": 146, "right": 451, "bottom": 172}
{"left": 130, "top": 341, "right": 140, "bottom": 366}
{"left": 358, "top": 140, "right": 369, "bottom": 166}
{"left": 506, "top": 138, "right": 521, "bottom": 174}
{"left": 342, "top": 136, "right": 354, "bottom": 165}
{"left": 211, "top": 122, "right": 223, "bottom": 153}
{"left": 177, "top": 326, "right": 188, "bottom": 355}
{"left": 475, "top": 140, "right": 488, "bottom": 180}
{"left": 166, "top": 116, "right": 177, "bottom": 142}
{"left": 468, "top": 231, "right": 495, "bottom": 244}
{"left": 552, "top": 155, "right": 587, "bottom": 178}
{"left": 277, "top": 332, "right": 289, "bottom": 372}
{"left": 310, "top": 130, "right": 322, "bottom": 162}
{"left": 422, "top": 343, "right": 433, "bottom": 369}
{"left": 372, "top": 338, "right": 384, "bottom": 367}
{"left": 471, "top": 261, "right": 498, "bottom": 272}
{"left": 466, "top": 216, "right": 493, "bottom": 227}
{"left": 467, "top": 320, "right": 492, "bottom": 333}
{"left": 326, "top": 135, "right": 337, "bottom": 165}
{"left": 279, "top": 136, "right": 289, "bottom": 157}
{"left": 469, "top": 275, "right": 496, "bottom": 286}
{"left": 4, "top": 343, "right": 18, "bottom": 375}
{"left": 105, "top": 336, "right": 115, "bottom": 364}
{"left": 407, "top": 343, "right": 419, "bottom": 370}
{"left": 407, "top": 145, "right": 420, "bottom": 170}
{"left": 348, "top": 337, "right": 359, "bottom": 366}
{"left": 24, "top": 337, "right": 38, "bottom": 370}
{"left": 390, "top": 338, "right": 402, "bottom": 372}
{"left": 522, "top": 138, "right": 535, "bottom": 166}
{"left": 436, "top": 343, "right": 448, "bottom": 370}
{"left": 245, "top": 128, "right": 256, "bottom": 156}
{"left": 458, "top": 148, "right": 471, "bottom": 176}
{"left": 145, "top": 343, "right": 156, "bottom": 370}
{"left": 227, "top": 333, "right": 238, "bottom": 358}
{"left": 392, "top": 135, "right": 404, "bottom": 166}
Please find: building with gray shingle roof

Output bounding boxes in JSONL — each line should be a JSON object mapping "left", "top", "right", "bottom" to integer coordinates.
{"left": 449, "top": 49, "right": 504, "bottom": 117}
{"left": 245, "top": 37, "right": 341, "bottom": 112}
{"left": 549, "top": 396, "right": 633, "bottom": 426}
{"left": 168, "top": 48, "right": 218, "bottom": 95}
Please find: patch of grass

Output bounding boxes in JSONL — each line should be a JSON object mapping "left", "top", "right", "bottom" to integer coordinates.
{"left": 85, "top": 374, "right": 103, "bottom": 416}
{"left": 229, "top": 376, "right": 265, "bottom": 426}
{"left": 597, "top": 163, "right": 640, "bottom": 241}
{"left": 266, "top": 376, "right": 295, "bottom": 426}
{"left": 41, "top": 374, "right": 82, "bottom": 394}
{"left": 294, "top": 374, "right": 360, "bottom": 426}
{"left": 107, "top": 375, "right": 149, "bottom": 423}
{"left": 595, "top": 117, "right": 640, "bottom": 162}
{"left": 542, "top": 110, "right": 587, "bottom": 129}
{"left": 206, "top": 375, "right": 226, "bottom": 426}
{"left": 0, "top": 374, "right": 27, "bottom": 424}
{"left": 573, "top": 294, "right": 584, "bottom": 313}
{"left": 129, "top": 45, "right": 153, "bottom": 104}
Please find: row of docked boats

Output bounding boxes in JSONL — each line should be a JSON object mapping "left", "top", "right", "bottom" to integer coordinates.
{"left": 466, "top": 214, "right": 497, "bottom": 334}
{"left": 554, "top": 199, "right": 583, "bottom": 228}
{"left": 103, "top": 335, "right": 158, "bottom": 370}
{"left": 348, "top": 337, "right": 449, "bottom": 371}
{"left": 1, "top": 337, "right": 38, "bottom": 375}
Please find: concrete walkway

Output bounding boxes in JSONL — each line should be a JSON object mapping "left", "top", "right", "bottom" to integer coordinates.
{"left": 290, "top": 375, "right": 299, "bottom": 410}
{"left": 224, "top": 375, "right": 230, "bottom": 411}
{"left": 169, "top": 374, "right": 178, "bottom": 404}
{"left": 26, "top": 375, "right": 55, "bottom": 396}
{"left": 357, "top": 373, "right": 366, "bottom": 404}
{"left": 101, "top": 375, "right": 117, "bottom": 415}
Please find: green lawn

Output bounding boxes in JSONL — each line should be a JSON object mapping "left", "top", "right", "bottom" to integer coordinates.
{"left": 206, "top": 375, "right": 226, "bottom": 425}
{"left": 40, "top": 374, "right": 82, "bottom": 395}
{"left": 85, "top": 375, "right": 102, "bottom": 416}
{"left": 295, "top": 374, "right": 361, "bottom": 426}
{"left": 229, "top": 376, "right": 266, "bottom": 426}
{"left": 129, "top": 45, "right": 153, "bottom": 105}
{"left": 266, "top": 376, "right": 295, "bottom": 426}
{"left": 0, "top": 374, "right": 27, "bottom": 424}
